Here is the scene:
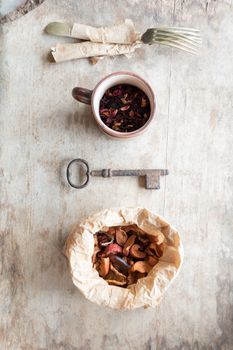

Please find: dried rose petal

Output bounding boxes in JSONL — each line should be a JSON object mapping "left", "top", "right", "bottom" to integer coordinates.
{"left": 112, "top": 87, "right": 123, "bottom": 96}
{"left": 109, "top": 108, "right": 118, "bottom": 117}
{"left": 100, "top": 108, "right": 109, "bottom": 114}
{"left": 141, "top": 97, "right": 147, "bottom": 107}
{"left": 120, "top": 105, "right": 130, "bottom": 111}
{"left": 129, "top": 110, "right": 134, "bottom": 117}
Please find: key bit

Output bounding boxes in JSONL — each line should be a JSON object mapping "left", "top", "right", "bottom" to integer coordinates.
{"left": 66, "top": 158, "right": 169, "bottom": 190}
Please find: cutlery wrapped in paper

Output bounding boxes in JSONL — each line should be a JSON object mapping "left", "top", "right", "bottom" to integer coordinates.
{"left": 46, "top": 19, "right": 140, "bottom": 44}
{"left": 46, "top": 19, "right": 201, "bottom": 62}
{"left": 64, "top": 207, "right": 183, "bottom": 310}
{"left": 51, "top": 42, "right": 141, "bottom": 63}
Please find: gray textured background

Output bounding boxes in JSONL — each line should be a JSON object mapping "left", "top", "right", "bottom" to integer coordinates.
{"left": 0, "top": 0, "right": 233, "bottom": 349}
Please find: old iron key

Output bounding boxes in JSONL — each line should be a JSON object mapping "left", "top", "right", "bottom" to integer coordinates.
{"left": 66, "top": 158, "right": 169, "bottom": 190}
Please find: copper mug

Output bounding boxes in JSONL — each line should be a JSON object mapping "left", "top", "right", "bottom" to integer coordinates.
{"left": 72, "top": 71, "right": 156, "bottom": 139}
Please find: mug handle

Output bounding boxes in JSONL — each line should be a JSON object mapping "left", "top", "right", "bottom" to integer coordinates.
{"left": 72, "top": 87, "right": 93, "bottom": 105}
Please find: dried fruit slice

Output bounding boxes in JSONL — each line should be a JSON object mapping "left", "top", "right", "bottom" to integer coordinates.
{"left": 124, "top": 224, "right": 146, "bottom": 234}
{"left": 115, "top": 228, "right": 128, "bottom": 246}
{"left": 127, "top": 258, "right": 135, "bottom": 266}
{"left": 110, "top": 264, "right": 127, "bottom": 278}
{"left": 130, "top": 244, "right": 146, "bottom": 259}
{"left": 147, "top": 231, "right": 165, "bottom": 245}
{"left": 149, "top": 242, "right": 165, "bottom": 258}
{"left": 107, "top": 279, "right": 127, "bottom": 287}
{"left": 138, "top": 235, "right": 150, "bottom": 246}
{"left": 105, "top": 265, "right": 127, "bottom": 286}
{"left": 131, "top": 261, "right": 152, "bottom": 274}
{"left": 104, "top": 243, "right": 122, "bottom": 256}
{"left": 123, "top": 234, "right": 136, "bottom": 256}
{"left": 123, "top": 224, "right": 140, "bottom": 233}
{"left": 97, "top": 232, "right": 114, "bottom": 247}
{"left": 107, "top": 227, "right": 117, "bottom": 236}
{"left": 109, "top": 254, "right": 131, "bottom": 274}
{"left": 136, "top": 272, "right": 147, "bottom": 279}
{"left": 98, "top": 257, "right": 110, "bottom": 277}
{"left": 146, "top": 255, "right": 158, "bottom": 266}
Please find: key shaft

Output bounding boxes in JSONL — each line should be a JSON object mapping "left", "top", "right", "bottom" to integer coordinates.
{"left": 90, "top": 169, "right": 168, "bottom": 177}
{"left": 90, "top": 168, "right": 169, "bottom": 189}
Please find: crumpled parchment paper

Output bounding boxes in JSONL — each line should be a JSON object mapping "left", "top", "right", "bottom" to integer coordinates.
{"left": 51, "top": 42, "right": 141, "bottom": 63}
{"left": 70, "top": 19, "right": 140, "bottom": 44}
{"left": 64, "top": 207, "right": 183, "bottom": 310}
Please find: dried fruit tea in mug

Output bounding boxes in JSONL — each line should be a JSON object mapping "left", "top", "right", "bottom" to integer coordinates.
{"left": 99, "top": 84, "right": 150, "bottom": 132}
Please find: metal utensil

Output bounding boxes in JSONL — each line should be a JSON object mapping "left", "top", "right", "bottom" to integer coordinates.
{"left": 66, "top": 158, "right": 169, "bottom": 190}
{"left": 141, "top": 27, "right": 201, "bottom": 54}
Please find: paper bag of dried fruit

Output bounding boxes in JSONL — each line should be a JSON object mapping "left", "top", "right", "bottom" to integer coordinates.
{"left": 64, "top": 207, "right": 183, "bottom": 310}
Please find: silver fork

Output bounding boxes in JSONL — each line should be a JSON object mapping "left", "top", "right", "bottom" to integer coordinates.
{"left": 141, "top": 27, "right": 202, "bottom": 54}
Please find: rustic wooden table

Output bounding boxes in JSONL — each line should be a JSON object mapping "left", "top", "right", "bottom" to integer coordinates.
{"left": 0, "top": 0, "right": 233, "bottom": 349}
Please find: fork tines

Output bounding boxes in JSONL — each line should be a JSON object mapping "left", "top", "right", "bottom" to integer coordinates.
{"left": 141, "top": 27, "right": 202, "bottom": 54}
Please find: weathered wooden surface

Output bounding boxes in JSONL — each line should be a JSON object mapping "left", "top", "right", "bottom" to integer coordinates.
{"left": 0, "top": 0, "right": 233, "bottom": 349}
{"left": 0, "top": 0, "right": 44, "bottom": 24}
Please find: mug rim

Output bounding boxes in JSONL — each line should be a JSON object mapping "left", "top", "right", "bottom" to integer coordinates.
{"left": 91, "top": 71, "right": 156, "bottom": 138}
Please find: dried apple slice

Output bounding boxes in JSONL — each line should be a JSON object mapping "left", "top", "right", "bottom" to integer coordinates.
{"left": 146, "top": 255, "right": 158, "bottom": 266}
{"left": 123, "top": 224, "right": 145, "bottom": 234}
{"left": 107, "top": 227, "right": 117, "bottom": 236}
{"left": 123, "top": 234, "right": 136, "bottom": 256}
{"left": 149, "top": 242, "right": 165, "bottom": 258}
{"left": 131, "top": 261, "right": 152, "bottom": 274}
{"left": 138, "top": 235, "right": 150, "bottom": 246}
{"left": 97, "top": 257, "right": 110, "bottom": 277}
{"left": 105, "top": 265, "right": 127, "bottom": 286}
{"left": 147, "top": 231, "right": 164, "bottom": 245}
{"left": 115, "top": 228, "right": 128, "bottom": 246}
{"left": 130, "top": 244, "right": 146, "bottom": 259}
{"left": 107, "top": 279, "right": 127, "bottom": 287}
